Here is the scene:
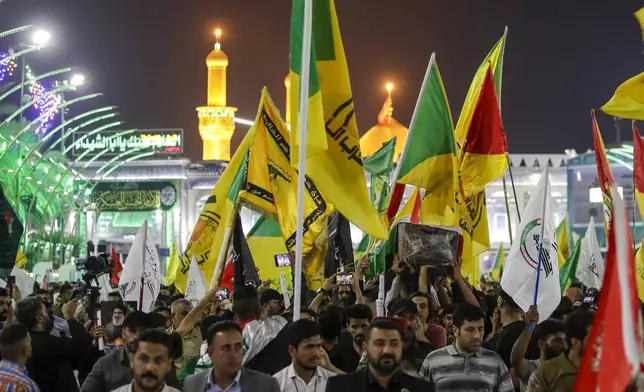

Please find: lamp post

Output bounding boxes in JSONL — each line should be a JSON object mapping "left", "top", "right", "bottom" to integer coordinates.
{"left": 17, "top": 29, "right": 51, "bottom": 125}
{"left": 53, "top": 73, "right": 85, "bottom": 152}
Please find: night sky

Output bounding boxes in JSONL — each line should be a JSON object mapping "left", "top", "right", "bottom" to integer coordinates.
{"left": 1, "top": 0, "right": 642, "bottom": 161}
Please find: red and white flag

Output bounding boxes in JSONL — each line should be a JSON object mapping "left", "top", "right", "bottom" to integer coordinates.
{"left": 110, "top": 248, "right": 123, "bottom": 286}
{"left": 575, "top": 188, "right": 641, "bottom": 391}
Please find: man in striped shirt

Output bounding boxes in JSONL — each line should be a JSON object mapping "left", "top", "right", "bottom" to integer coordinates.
{"left": 420, "top": 303, "right": 513, "bottom": 392}
{"left": 0, "top": 324, "right": 39, "bottom": 392}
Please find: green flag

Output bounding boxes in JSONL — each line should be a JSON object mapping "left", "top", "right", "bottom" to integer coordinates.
{"left": 364, "top": 137, "right": 396, "bottom": 213}
{"left": 559, "top": 239, "right": 581, "bottom": 293}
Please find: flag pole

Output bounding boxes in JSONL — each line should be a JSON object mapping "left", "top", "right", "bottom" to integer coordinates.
{"left": 139, "top": 220, "right": 147, "bottom": 312}
{"left": 531, "top": 167, "right": 549, "bottom": 330}
{"left": 502, "top": 175, "right": 514, "bottom": 245}
{"left": 293, "top": 0, "right": 314, "bottom": 321}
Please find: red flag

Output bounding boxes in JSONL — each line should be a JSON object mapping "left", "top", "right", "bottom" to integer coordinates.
{"left": 574, "top": 189, "right": 641, "bottom": 391}
{"left": 41, "top": 274, "right": 48, "bottom": 290}
{"left": 110, "top": 248, "right": 123, "bottom": 286}
{"left": 219, "top": 255, "right": 234, "bottom": 293}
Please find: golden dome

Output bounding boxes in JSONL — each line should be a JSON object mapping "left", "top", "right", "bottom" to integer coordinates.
{"left": 206, "top": 47, "right": 228, "bottom": 67}
{"left": 360, "top": 118, "right": 407, "bottom": 162}
{"left": 360, "top": 86, "right": 407, "bottom": 162}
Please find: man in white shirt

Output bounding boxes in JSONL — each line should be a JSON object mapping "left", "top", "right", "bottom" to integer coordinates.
{"left": 274, "top": 319, "right": 343, "bottom": 392}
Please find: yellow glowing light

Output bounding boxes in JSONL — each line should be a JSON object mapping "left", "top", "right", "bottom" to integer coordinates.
{"left": 385, "top": 82, "right": 394, "bottom": 93}
{"left": 215, "top": 29, "right": 222, "bottom": 42}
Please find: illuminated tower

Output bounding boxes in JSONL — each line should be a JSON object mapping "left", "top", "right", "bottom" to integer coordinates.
{"left": 284, "top": 73, "right": 291, "bottom": 127}
{"left": 197, "top": 28, "right": 237, "bottom": 161}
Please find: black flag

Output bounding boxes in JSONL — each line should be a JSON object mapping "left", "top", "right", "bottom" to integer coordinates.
{"left": 232, "top": 213, "right": 260, "bottom": 290}
{"left": 0, "top": 185, "right": 23, "bottom": 272}
{"left": 325, "top": 212, "right": 354, "bottom": 278}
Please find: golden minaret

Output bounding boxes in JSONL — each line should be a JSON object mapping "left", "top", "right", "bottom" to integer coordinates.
{"left": 197, "top": 28, "right": 237, "bottom": 161}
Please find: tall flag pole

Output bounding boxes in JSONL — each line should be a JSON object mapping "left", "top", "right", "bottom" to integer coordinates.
{"left": 591, "top": 109, "right": 615, "bottom": 236}
{"left": 292, "top": 0, "right": 314, "bottom": 321}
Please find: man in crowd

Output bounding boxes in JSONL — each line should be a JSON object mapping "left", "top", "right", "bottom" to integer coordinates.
{"left": 325, "top": 318, "right": 432, "bottom": 391}
{"left": 260, "top": 289, "right": 284, "bottom": 319}
{"left": 0, "top": 288, "right": 10, "bottom": 328}
{"left": 511, "top": 306, "right": 567, "bottom": 391}
{"left": 17, "top": 295, "right": 86, "bottom": 392}
{"left": 35, "top": 289, "right": 71, "bottom": 338}
{"left": 54, "top": 283, "right": 73, "bottom": 318}
{"left": 388, "top": 298, "right": 434, "bottom": 373}
{"left": 420, "top": 303, "right": 514, "bottom": 391}
{"left": 105, "top": 303, "right": 127, "bottom": 345}
{"left": 274, "top": 319, "right": 341, "bottom": 392}
{"left": 410, "top": 292, "right": 446, "bottom": 348}
{"left": 526, "top": 309, "right": 594, "bottom": 392}
{"left": 318, "top": 306, "right": 343, "bottom": 353}
{"left": 80, "top": 311, "right": 181, "bottom": 392}
{"left": 0, "top": 324, "right": 38, "bottom": 391}
{"left": 110, "top": 329, "right": 181, "bottom": 392}
{"left": 169, "top": 298, "right": 202, "bottom": 375}
{"left": 329, "top": 304, "right": 372, "bottom": 373}
{"left": 184, "top": 320, "right": 280, "bottom": 391}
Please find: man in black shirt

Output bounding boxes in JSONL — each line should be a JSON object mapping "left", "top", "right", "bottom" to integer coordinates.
{"left": 325, "top": 318, "right": 433, "bottom": 392}
{"left": 329, "top": 304, "right": 372, "bottom": 373}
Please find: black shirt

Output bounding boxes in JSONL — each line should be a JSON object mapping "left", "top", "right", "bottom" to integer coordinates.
{"left": 325, "top": 367, "right": 434, "bottom": 392}
{"left": 495, "top": 320, "right": 539, "bottom": 367}
{"left": 329, "top": 331, "right": 362, "bottom": 373}
{"left": 404, "top": 340, "right": 434, "bottom": 373}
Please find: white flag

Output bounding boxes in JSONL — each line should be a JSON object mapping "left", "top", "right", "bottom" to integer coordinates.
{"left": 575, "top": 216, "right": 605, "bottom": 289}
{"left": 185, "top": 255, "right": 206, "bottom": 306}
{"left": 501, "top": 169, "right": 561, "bottom": 320}
{"left": 119, "top": 220, "right": 161, "bottom": 312}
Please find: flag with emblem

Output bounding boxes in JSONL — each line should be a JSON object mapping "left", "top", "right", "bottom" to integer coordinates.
{"left": 574, "top": 189, "right": 641, "bottom": 392}
{"left": 185, "top": 255, "right": 207, "bottom": 305}
{"left": 591, "top": 109, "right": 615, "bottom": 235}
{"left": 240, "top": 89, "right": 330, "bottom": 290}
{"left": 246, "top": 216, "right": 292, "bottom": 293}
{"left": 364, "top": 137, "right": 396, "bottom": 214}
{"left": 173, "top": 136, "right": 252, "bottom": 293}
{"left": 289, "top": 0, "right": 387, "bottom": 241}
{"left": 575, "top": 217, "right": 605, "bottom": 290}
{"left": 394, "top": 54, "right": 457, "bottom": 220}
{"left": 501, "top": 169, "right": 561, "bottom": 320}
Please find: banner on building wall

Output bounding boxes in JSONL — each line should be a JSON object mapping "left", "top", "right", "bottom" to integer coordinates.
{"left": 89, "top": 182, "right": 177, "bottom": 212}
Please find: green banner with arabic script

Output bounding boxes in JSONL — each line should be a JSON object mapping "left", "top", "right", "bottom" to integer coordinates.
{"left": 89, "top": 181, "right": 177, "bottom": 211}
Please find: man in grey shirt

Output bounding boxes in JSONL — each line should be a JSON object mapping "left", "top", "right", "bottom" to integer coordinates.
{"left": 80, "top": 311, "right": 180, "bottom": 392}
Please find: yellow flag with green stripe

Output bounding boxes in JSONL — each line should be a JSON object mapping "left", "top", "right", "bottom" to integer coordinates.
{"left": 289, "top": 0, "right": 387, "bottom": 241}
{"left": 246, "top": 216, "right": 293, "bottom": 294}
{"left": 556, "top": 217, "right": 570, "bottom": 268}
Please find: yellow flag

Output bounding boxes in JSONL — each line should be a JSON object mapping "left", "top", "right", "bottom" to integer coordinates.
{"left": 15, "top": 251, "right": 26, "bottom": 269}
{"left": 601, "top": 71, "right": 644, "bottom": 121}
{"left": 636, "top": 8, "right": 644, "bottom": 41}
{"left": 165, "top": 241, "right": 179, "bottom": 286}
{"left": 556, "top": 217, "right": 570, "bottom": 268}
{"left": 491, "top": 244, "right": 504, "bottom": 281}
{"left": 246, "top": 216, "right": 293, "bottom": 293}
{"left": 240, "top": 89, "right": 331, "bottom": 290}
{"left": 635, "top": 241, "right": 644, "bottom": 302}
{"left": 289, "top": 0, "right": 387, "bottom": 241}
{"left": 173, "top": 126, "right": 254, "bottom": 292}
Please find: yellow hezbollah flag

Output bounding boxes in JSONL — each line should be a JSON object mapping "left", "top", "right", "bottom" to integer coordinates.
{"left": 454, "top": 28, "right": 507, "bottom": 149}
{"left": 491, "top": 244, "right": 504, "bottom": 281}
{"left": 173, "top": 130, "right": 253, "bottom": 293}
{"left": 246, "top": 216, "right": 293, "bottom": 294}
{"left": 165, "top": 241, "right": 179, "bottom": 286}
{"left": 289, "top": 0, "right": 387, "bottom": 241}
{"left": 240, "top": 89, "right": 331, "bottom": 290}
{"left": 556, "top": 216, "right": 570, "bottom": 268}
{"left": 601, "top": 71, "right": 644, "bottom": 121}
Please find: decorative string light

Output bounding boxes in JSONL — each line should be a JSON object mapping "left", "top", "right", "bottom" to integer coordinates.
{"left": 23, "top": 63, "right": 62, "bottom": 134}
{"left": 0, "top": 51, "right": 18, "bottom": 83}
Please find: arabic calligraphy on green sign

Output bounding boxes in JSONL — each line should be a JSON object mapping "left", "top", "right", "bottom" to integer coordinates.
{"left": 90, "top": 182, "right": 177, "bottom": 211}
{"left": 72, "top": 129, "right": 183, "bottom": 157}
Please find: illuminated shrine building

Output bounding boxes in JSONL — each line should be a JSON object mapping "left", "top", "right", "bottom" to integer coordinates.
{"left": 359, "top": 83, "right": 408, "bottom": 162}
{"left": 197, "top": 29, "right": 237, "bottom": 161}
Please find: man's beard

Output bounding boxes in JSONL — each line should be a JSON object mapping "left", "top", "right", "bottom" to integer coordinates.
{"left": 352, "top": 333, "right": 365, "bottom": 346}
{"left": 543, "top": 345, "right": 564, "bottom": 360}
{"left": 369, "top": 353, "right": 399, "bottom": 376}
{"left": 112, "top": 317, "right": 124, "bottom": 327}
{"left": 295, "top": 358, "right": 318, "bottom": 372}
{"left": 44, "top": 315, "right": 55, "bottom": 332}
{"left": 134, "top": 371, "right": 163, "bottom": 390}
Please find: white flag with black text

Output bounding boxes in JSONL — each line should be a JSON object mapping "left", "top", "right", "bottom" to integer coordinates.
{"left": 575, "top": 216, "right": 605, "bottom": 289}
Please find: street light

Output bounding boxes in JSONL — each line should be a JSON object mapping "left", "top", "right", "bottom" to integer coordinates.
{"left": 70, "top": 74, "right": 85, "bottom": 86}
{"left": 17, "top": 28, "right": 51, "bottom": 125}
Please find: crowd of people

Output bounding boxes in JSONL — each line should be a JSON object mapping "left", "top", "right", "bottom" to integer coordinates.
{"left": 0, "top": 255, "right": 615, "bottom": 392}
